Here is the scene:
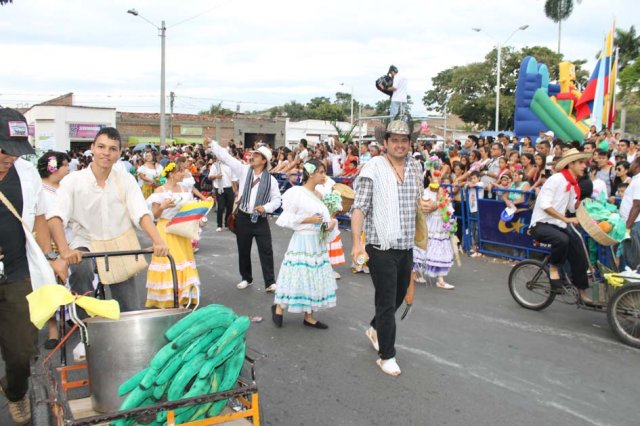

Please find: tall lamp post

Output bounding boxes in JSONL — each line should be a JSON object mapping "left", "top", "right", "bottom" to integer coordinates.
{"left": 128, "top": 9, "right": 167, "bottom": 146}
{"left": 339, "top": 82, "right": 354, "bottom": 125}
{"left": 472, "top": 24, "right": 529, "bottom": 132}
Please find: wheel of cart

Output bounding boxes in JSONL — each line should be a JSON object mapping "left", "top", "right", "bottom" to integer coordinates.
{"left": 508, "top": 226, "right": 640, "bottom": 349}
{"left": 30, "top": 248, "right": 262, "bottom": 425}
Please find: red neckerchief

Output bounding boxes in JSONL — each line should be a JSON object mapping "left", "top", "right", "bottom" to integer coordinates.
{"left": 560, "top": 168, "right": 580, "bottom": 201}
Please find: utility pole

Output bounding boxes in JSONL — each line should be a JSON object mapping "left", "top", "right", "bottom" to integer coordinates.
{"left": 169, "top": 91, "right": 175, "bottom": 139}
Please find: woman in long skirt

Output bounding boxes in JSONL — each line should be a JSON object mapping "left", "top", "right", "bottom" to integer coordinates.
{"left": 416, "top": 179, "right": 455, "bottom": 289}
{"left": 272, "top": 159, "right": 338, "bottom": 329}
{"left": 145, "top": 162, "right": 200, "bottom": 307}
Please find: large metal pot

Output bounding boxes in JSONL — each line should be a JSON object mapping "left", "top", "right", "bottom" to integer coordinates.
{"left": 84, "top": 308, "right": 190, "bottom": 413}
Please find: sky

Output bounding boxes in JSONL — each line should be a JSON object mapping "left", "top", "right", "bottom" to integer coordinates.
{"left": 0, "top": 0, "right": 637, "bottom": 118}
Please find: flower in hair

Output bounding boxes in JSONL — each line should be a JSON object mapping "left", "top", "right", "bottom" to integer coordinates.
{"left": 161, "top": 162, "right": 176, "bottom": 178}
{"left": 47, "top": 157, "right": 58, "bottom": 174}
{"left": 303, "top": 162, "right": 317, "bottom": 175}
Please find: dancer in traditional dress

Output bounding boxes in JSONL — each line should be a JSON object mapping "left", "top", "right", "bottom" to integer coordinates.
{"left": 315, "top": 175, "right": 345, "bottom": 279}
{"left": 137, "top": 151, "right": 163, "bottom": 198}
{"left": 271, "top": 159, "right": 338, "bottom": 329}
{"left": 145, "top": 162, "right": 200, "bottom": 308}
{"left": 415, "top": 172, "right": 455, "bottom": 289}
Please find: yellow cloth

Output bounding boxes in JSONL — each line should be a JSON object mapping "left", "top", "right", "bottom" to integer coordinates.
{"left": 26, "top": 284, "right": 121, "bottom": 329}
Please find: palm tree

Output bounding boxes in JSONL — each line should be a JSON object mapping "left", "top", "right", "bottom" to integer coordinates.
{"left": 614, "top": 26, "right": 640, "bottom": 133}
{"left": 616, "top": 26, "right": 640, "bottom": 71}
{"left": 544, "top": 0, "right": 580, "bottom": 54}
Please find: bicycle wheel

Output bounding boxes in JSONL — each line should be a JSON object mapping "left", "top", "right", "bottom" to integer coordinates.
{"left": 607, "top": 283, "right": 640, "bottom": 348}
{"left": 508, "top": 260, "right": 555, "bottom": 310}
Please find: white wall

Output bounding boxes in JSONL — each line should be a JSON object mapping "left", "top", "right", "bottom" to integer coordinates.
{"left": 24, "top": 105, "right": 116, "bottom": 151}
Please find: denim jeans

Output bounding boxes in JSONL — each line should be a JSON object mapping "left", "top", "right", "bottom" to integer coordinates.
{"left": 389, "top": 101, "right": 405, "bottom": 119}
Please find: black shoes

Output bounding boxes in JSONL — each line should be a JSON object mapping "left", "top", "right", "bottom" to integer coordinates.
{"left": 271, "top": 305, "right": 283, "bottom": 328}
{"left": 303, "top": 319, "right": 328, "bottom": 330}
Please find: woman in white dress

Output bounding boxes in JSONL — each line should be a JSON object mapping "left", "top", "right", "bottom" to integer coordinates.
{"left": 37, "top": 151, "right": 71, "bottom": 349}
{"left": 272, "top": 159, "right": 338, "bottom": 329}
{"left": 137, "top": 151, "right": 163, "bottom": 198}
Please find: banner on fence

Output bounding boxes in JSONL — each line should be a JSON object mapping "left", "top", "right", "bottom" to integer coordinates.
{"left": 478, "top": 199, "right": 538, "bottom": 249}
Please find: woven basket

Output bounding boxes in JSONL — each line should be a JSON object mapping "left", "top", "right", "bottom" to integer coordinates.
{"left": 576, "top": 199, "right": 618, "bottom": 246}
{"left": 334, "top": 183, "right": 355, "bottom": 215}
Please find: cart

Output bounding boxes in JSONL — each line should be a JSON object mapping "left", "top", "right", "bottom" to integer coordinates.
{"left": 30, "top": 249, "right": 262, "bottom": 425}
{"left": 508, "top": 226, "right": 640, "bottom": 348}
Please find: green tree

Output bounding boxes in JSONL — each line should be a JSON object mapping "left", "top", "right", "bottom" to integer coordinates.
{"left": 544, "top": 0, "right": 577, "bottom": 54}
{"left": 423, "top": 46, "right": 587, "bottom": 130}
{"left": 616, "top": 26, "right": 640, "bottom": 71}
{"left": 199, "top": 102, "right": 234, "bottom": 117}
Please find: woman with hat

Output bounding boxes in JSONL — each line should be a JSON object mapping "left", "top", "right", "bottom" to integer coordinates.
{"left": 529, "top": 148, "right": 593, "bottom": 303}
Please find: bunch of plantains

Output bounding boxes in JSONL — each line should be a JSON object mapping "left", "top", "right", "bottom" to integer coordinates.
{"left": 114, "top": 304, "right": 250, "bottom": 425}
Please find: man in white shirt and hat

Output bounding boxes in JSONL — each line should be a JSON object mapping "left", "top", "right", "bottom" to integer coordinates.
{"left": 529, "top": 148, "right": 593, "bottom": 303}
{"left": 208, "top": 138, "right": 282, "bottom": 292}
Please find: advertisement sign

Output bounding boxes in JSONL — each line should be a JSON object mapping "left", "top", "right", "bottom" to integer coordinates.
{"left": 69, "top": 123, "right": 106, "bottom": 138}
{"left": 180, "top": 126, "right": 203, "bottom": 136}
{"left": 478, "top": 199, "right": 537, "bottom": 249}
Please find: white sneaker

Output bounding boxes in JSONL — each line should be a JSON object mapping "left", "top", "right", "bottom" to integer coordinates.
{"left": 265, "top": 283, "right": 277, "bottom": 293}
{"left": 436, "top": 282, "right": 455, "bottom": 290}
{"left": 415, "top": 274, "right": 426, "bottom": 283}
{"left": 73, "top": 342, "right": 86, "bottom": 362}
{"left": 216, "top": 227, "right": 223, "bottom": 232}
{"left": 236, "top": 280, "right": 251, "bottom": 289}
{"left": 365, "top": 327, "right": 379, "bottom": 352}
{"left": 376, "top": 357, "right": 401, "bottom": 376}
{"left": 333, "top": 270, "right": 341, "bottom": 280}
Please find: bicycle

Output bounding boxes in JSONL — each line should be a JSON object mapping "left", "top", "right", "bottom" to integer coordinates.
{"left": 508, "top": 225, "right": 640, "bottom": 349}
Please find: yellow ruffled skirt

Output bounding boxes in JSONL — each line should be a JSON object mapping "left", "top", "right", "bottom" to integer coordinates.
{"left": 145, "top": 219, "right": 200, "bottom": 308}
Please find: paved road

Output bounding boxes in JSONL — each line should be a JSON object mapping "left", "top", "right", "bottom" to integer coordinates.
{"left": 2, "top": 219, "right": 639, "bottom": 425}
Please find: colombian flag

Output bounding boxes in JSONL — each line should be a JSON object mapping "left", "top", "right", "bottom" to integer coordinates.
{"left": 575, "top": 22, "right": 616, "bottom": 124}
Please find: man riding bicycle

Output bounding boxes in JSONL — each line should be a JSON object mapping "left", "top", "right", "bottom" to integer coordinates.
{"left": 529, "top": 148, "right": 593, "bottom": 303}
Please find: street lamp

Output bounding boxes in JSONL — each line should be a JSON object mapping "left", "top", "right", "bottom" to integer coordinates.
{"left": 339, "top": 82, "right": 354, "bottom": 125}
{"left": 128, "top": 8, "right": 167, "bottom": 146}
{"left": 472, "top": 24, "right": 529, "bottom": 132}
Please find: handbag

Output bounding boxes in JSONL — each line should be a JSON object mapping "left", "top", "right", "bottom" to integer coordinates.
{"left": 412, "top": 161, "right": 428, "bottom": 250}
{"left": 227, "top": 202, "right": 239, "bottom": 234}
{"left": 166, "top": 200, "right": 214, "bottom": 239}
{"left": 90, "top": 173, "right": 147, "bottom": 285}
{"left": 0, "top": 190, "right": 56, "bottom": 291}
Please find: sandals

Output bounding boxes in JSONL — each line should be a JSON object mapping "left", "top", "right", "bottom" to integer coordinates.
{"left": 549, "top": 278, "right": 565, "bottom": 294}
{"left": 365, "top": 327, "right": 379, "bottom": 352}
{"left": 376, "top": 357, "right": 401, "bottom": 376}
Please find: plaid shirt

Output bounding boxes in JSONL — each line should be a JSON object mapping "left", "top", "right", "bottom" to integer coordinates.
{"left": 353, "top": 156, "right": 420, "bottom": 250}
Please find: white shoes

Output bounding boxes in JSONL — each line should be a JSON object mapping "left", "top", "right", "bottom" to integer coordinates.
{"left": 415, "top": 274, "right": 426, "bottom": 283}
{"left": 216, "top": 227, "right": 223, "bottom": 232}
{"left": 236, "top": 280, "right": 251, "bottom": 289}
{"left": 365, "top": 327, "right": 379, "bottom": 352}
{"left": 333, "top": 270, "right": 341, "bottom": 280}
{"left": 436, "top": 282, "right": 455, "bottom": 290}
{"left": 376, "top": 357, "right": 402, "bottom": 376}
{"left": 265, "top": 283, "right": 277, "bottom": 293}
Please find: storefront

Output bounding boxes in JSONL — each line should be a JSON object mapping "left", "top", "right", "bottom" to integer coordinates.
{"left": 24, "top": 103, "right": 116, "bottom": 152}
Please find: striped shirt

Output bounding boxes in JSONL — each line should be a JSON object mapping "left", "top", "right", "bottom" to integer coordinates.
{"left": 353, "top": 156, "right": 421, "bottom": 250}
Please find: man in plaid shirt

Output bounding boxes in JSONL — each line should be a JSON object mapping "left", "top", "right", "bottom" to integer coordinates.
{"left": 351, "top": 118, "right": 435, "bottom": 376}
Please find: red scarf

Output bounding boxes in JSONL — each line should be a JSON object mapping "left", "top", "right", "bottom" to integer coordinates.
{"left": 560, "top": 168, "right": 580, "bottom": 201}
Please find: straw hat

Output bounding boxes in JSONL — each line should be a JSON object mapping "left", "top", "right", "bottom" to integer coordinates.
{"left": 554, "top": 148, "right": 592, "bottom": 170}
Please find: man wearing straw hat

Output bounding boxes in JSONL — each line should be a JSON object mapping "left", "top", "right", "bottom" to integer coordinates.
{"left": 529, "top": 148, "right": 593, "bottom": 303}
{"left": 351, "top": 116, "right": 434, "bottom": 376}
